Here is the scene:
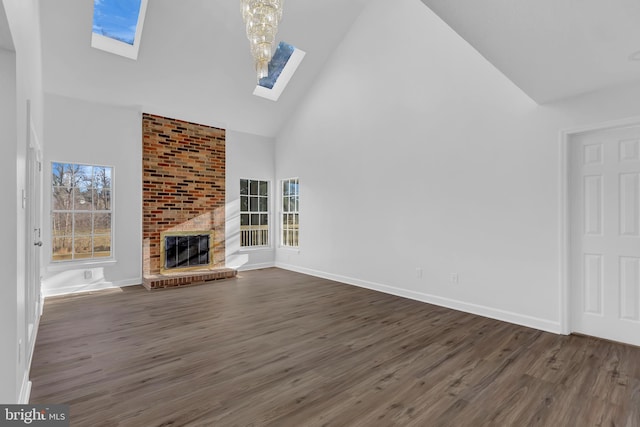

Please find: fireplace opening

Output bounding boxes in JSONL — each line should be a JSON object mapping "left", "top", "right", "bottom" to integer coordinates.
{"left": 161, "top": 231, "right": 213, "bottom": 272}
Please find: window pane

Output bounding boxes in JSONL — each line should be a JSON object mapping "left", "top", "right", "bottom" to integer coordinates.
{"left": 240, "top": 179, "right": 248, "bottom": 195}
{"left": 52, "top": 163, "right": 75, "bottom": 187}
{"left": 250, "top": 180, "right": 259, "bottom": 195}
{"left": 52, "top": 163, "right": 66, "bottom": 187}
{"left": 52, "top": 237, "right": 73, "bottom": 261}
{"left": 74, "top": 187, "right": 93, "bottom": 211}
{"left": 52, "top": 213, "right": 72, "bottom": 237}
{"left": 93, "top": 166, "right": 111, "bottom": 189}
{"left": 283, "top": 180, "right": 290, "bottom": 196}
{"left": 94, "top": 188, "right": 111, "bottom": 210}
{"left": 250, "top": 196, "right": 259, "bottom": 211}
{"left": 293, "top": 196, "right": 299, "bottom": 212}
{"left": 94, "top": 213, "right": 111, "bottom": 234}
{"left": 76, "top": 165, "right": 93, "bottom": 188}
{"left": 259, "top": 181, "right": 268, "bottom": 196}
{"left": 240, "top": 213, "right": 249, "bottom": 226}
{"left": 74, "top": 235, "right": 92, "bottom": 258}
{"left": 259, "top": 197, "right": 267, "bottom": 212}
{"left": 240, "top": 196, "right": 248, "bottom": 212}
{"left": 74, "top": 213, "right": 92, "bottom": 235}
{"left": 260, "top": 214, "right": 268, "bottom": 226}
{"left": 65, "top": 164, "right": 76, "bottom": 187}
{"left": 52, "top": 187, "right": 73, "bottom": 211}
{"left": 93, "top": 234, "right": 111, "bottom": 258}
{"left": 251, "top": 213, "right": 259, "bottom": 225}
{"left": 283, "top": 197, "right": 290, "bottom": 212}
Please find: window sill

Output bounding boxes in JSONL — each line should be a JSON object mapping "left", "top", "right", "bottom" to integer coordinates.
{"left": 239, "top": 246, "right": 273, "bottom": 253}
{"left": 47, "top": 258, "right": 117, "bottom": 273}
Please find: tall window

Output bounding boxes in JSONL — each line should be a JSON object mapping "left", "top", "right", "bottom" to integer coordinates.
{"left": 51, "top": 163, "right": 113, "bottom": 261}
{"left": 281, "top": 178, "right": 299, "bottom": 247}
{"left": 240, "top": 179, "right": 269, "bottom": 247}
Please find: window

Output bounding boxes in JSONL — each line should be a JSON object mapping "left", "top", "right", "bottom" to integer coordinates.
{"left": 281, "top": 178, "right": 299, "bottom": 247}
{"left": 253, "top": 41, "right": 306, "bottom": 102}
{"left": 91, "top": 0, "right": 149, "bottom": 60}
{"left": 240, "top": 179, "right": 269, "bottom": 247}
{"left": 51, "top": 163, "right": 113, "bottom": 262}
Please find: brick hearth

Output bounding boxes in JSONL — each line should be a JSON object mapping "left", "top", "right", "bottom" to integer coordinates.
{"left": 143, "top": 269, "right": 236, "bottom": 290}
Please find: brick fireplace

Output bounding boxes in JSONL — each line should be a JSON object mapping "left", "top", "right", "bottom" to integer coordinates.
{"left": 142, "top": 113, "right": 236, "bottom": 289}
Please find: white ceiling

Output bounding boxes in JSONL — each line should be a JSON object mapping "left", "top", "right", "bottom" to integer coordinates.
{"left": 420, "top": 0, "right": 640, "bottom": 103}
{"left": 39, "top": 0, "right": 368, "bottom": 137}
{"left": 38, "top": 0, "right": 640, "bottom": 136}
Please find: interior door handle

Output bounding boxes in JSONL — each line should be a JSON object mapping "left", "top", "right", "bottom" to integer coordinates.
{"left": 34, "top": 241, "right": 43, "bottom": 247}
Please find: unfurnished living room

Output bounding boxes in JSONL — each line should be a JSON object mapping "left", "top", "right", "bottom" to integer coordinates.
{"left": 2, "top": 0, "right": 640, "bottom": 425}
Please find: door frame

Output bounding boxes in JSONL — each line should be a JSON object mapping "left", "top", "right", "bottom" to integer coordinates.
{"left": 24, "top": 99, "right": 43, "bottom": 369}
{"left": 559, "top": 115, "right": 640, "bottom": 335}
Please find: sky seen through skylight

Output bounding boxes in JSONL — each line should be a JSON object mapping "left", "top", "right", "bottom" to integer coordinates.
{"left": 92, "top": 0, "right": 142, "bottom": 45}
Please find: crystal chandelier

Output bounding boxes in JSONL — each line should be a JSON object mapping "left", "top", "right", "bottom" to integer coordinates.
{"left": 241, "top": 0, "right": 284, "bottom": 82}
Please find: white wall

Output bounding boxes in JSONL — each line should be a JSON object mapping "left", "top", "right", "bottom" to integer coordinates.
{"left": 0, "top": 45, "right": 18, "bottom": 404}
{"left": 226, "top": 130, "right": 276, "bottom": 270}
{"left": 1, "top": 0, "right": 44, "bottom": 404}
{"left": 274, "top": 0, "right": 640, "bottom": 333}
{"left": 42, "top": 94, "right": 142, "bottom": 296}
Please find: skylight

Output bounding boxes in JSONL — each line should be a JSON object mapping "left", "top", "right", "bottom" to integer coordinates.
{"left": 91, "top": 0, "right": 148, "bottom": 60}
{"left": 253, "top": 42, "right": 306, "bottom": 102}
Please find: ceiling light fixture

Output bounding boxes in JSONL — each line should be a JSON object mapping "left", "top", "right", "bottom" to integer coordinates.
{"left": 241, "top": 0, "right": 284, "bottom": 82}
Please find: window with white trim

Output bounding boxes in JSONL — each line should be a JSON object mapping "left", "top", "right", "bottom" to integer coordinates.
{"left": 281, "top": 178, "right": 299, "bottom": 247}
{"left": 240, "top": 179, "right": 269, "bottom": 247}
{"left": 51, "top": 162, "right": 113, "bottom": 262}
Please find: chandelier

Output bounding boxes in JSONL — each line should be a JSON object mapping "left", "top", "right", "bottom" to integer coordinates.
{"left": 241, "top": 0, "right": 284, "bottom": 82}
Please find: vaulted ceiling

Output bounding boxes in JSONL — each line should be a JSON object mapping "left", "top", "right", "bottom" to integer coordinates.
{"left": 39, "top": 0, "right": 369, "bottom": 137}
{"left": 37, "top": 0, "right": 640, "bottom": 137}
{"left": 420, "top": 0, "right": 640, "bottom": 104}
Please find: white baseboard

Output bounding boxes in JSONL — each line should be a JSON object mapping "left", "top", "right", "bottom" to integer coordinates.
{"left": 18, "top": 378, "right": 31, "bottom": 405}
{"left": 275, "top": 262, "right": 562, "bottom": 334}
{"left": 237, "top": 262, "right": 276, "bottom": 272}
{"left": 43, "top": 277, "right": 142, "bottom": 298}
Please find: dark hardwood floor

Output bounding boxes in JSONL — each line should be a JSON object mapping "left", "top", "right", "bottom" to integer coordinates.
{"left": 30, "top": 268, "right": 640, "bottom": 426}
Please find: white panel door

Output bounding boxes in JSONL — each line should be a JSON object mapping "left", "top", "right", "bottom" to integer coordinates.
{"left": 570, "top": 125, "right": 640, "bottom": 346}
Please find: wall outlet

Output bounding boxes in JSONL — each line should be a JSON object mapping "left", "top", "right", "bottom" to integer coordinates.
{"left": 450, "top": 273, "right": 459, "bottom": 284}
{"left": 416, "top": 267, "right": 422, "bottom": 279}
{"left": 84, "top": 270, "right": 93, "bottom": 280}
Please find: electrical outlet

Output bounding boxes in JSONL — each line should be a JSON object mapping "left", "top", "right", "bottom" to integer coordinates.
{"left": 416, "top": 268, "right": 422, "bottom": 279}
{"left": 450, "top": 273, "right": 459, "bottom": 284}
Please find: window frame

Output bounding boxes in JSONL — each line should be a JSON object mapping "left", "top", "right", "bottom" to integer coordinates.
{"left": 280, "top": 177, "right": 299, "bottom": 248}
{"left": 50, "top": 161, "right": 115, "bottom": 263}
{"left": 239, "top": 178, "right": 271, "bottom": 249}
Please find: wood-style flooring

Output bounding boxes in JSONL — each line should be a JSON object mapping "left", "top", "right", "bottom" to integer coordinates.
{"left": 30, "top": 268, "right": 640, "bottom": 426}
